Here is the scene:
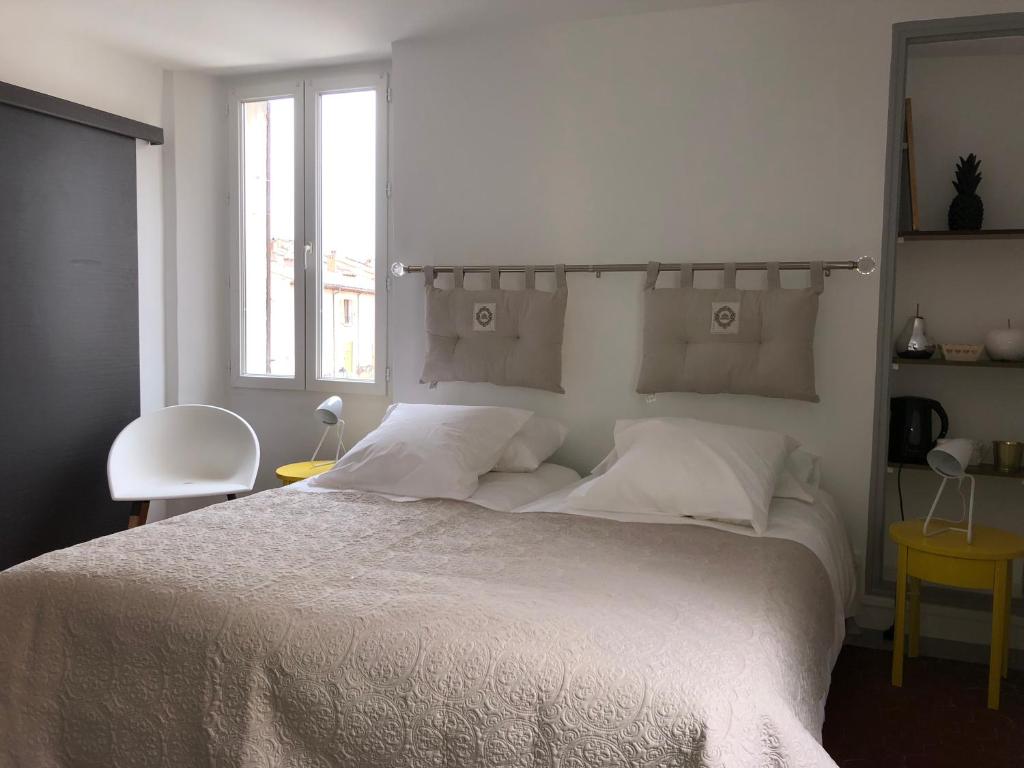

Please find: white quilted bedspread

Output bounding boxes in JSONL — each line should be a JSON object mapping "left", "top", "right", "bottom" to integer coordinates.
{"left": 0, "top": 487, "right": 839, "bottom": 767}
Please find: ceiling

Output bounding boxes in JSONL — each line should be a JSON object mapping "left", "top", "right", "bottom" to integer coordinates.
{"left": 5, "top": 0, "right": 750, "bottom": 73}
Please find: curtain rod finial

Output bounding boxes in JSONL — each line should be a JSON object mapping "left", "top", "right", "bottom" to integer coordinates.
{"left": 857, "top": 255, "right": 877, "bottom": 276}
{"left": 390, "top": 262, "right": 407, "bottom": 277}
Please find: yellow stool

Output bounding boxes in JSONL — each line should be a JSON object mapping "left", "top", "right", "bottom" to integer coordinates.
{"left": 890, "top": 519, "right": 1024, "bottom": 709}
{"left": 275, "top": 460, "right": 336, "bottom": 486}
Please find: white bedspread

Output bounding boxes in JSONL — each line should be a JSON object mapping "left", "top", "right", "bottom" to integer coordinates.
{"left": 1, "top": 487, "right": 842, "bottom": 767}
{"left": 517, "top": 483, "right": 858, "bottom": 663}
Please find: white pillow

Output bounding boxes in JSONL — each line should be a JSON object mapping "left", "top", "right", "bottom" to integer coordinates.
{"left": 787, "top": 448, "right": 821, "bottom": 488}
{"left": 569, "top": 417, "right": 796, "bottom": 533}
{"left": 492, "top": 415, "right": 568, "bottom": 472}
{"left": 773, "top": 469, "right": 814, "bottom": 504}
{"left": 309, "top": 403, "right": 532, "bottom": 499}
{"left": 467, "top": 464, "right": 580, "bottom": 512}
{"left": 590, "top": 445, "right": 819, "bottom": 503}
{"left": 773, "top": 449, "right": 822, "bottom": 503}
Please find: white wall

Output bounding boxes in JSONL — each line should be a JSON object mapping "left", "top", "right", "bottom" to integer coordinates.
{"left": 909, "top": 52, "right": 1024, "bottom": 230}
{"left": 162, "top": 71, "right": 230, "bottom": 407}
{"left": 225, "top": 388, "right": 391, "bottom": 491}
{"left": 0, "top": 14, "right": 166, "bottom": 413}
{"left": 137, "top": 141, "right": 166, "bottom": 413}
{"left": 390, "top": 0, "right": 1024, "bottom": 604}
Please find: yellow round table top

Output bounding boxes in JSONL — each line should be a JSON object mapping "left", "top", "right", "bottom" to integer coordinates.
{"left": 890, "top": 519, "right": 1024, "bottom": 561}
{"left": 275, "top": 460, "right": 336, "bottom": 482}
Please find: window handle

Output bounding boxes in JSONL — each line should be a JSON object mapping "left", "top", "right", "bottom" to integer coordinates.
{"left": 304, "top": 242, "right": 313, "bottom": 269}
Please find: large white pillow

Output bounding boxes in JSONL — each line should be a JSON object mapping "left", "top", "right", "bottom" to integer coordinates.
{"left": 589, "top": 444, "right": 819, "bottom": 503}
{"left": 467, "top": 463, "right": 580, "bottom": 511}
{"left": 492, "top": 415, "right": 568, "bottom": 472}
{"left": 309, "top": 403, "right": 532, "bottom": 499}
{"left": 569, "top": 417, "right": 796, "bottom": 533}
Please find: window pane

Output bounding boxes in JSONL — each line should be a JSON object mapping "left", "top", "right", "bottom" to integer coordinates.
{"left": 318, "top": 90, "right": 376, "bottom": 382}
{"left": 241, "top": 97, "right": 295, "bottom": 377}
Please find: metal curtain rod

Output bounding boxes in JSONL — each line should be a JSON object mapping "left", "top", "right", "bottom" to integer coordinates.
{"left": 390, "top": 256, "right": 877, "bottom": 278}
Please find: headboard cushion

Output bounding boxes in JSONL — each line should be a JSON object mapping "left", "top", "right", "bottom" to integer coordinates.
{"left": 421, "top": 265, "right": 567, "bottom": 393}
{"left": 636, "top": 261, "right": 822, "bottom": 402}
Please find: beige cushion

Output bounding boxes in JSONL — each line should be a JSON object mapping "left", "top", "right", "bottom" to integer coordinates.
{"left": 636, "top": 262, "right": 822, "bottom": 402}
{"left": 421, "top": 265, "right": 567, "bottom": 393}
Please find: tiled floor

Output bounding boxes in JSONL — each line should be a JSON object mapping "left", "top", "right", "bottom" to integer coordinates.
{"left": 824, "top": 645, "right": 1024, "bottom": 768}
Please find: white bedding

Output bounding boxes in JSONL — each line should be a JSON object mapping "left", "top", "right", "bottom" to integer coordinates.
{"left": 517, "top": 480, "right": 858, "bottom": 663}
{"left": 1, "top": 486, "right": 843, "bottom": 767}
{"left": 296, "top": 462, "right": 581, "bottom": 512}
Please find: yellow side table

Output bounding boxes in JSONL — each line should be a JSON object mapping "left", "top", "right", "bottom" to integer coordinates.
{"left": 890, "top": 519, "right": 1024, "bottom": 709}
{"left": 275, "top": 460, "right": 336, "bottom": 486}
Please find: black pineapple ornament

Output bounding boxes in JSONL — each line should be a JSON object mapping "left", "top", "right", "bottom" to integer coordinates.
{"left": 947, "top": 153, "right": 984, "bottom": 231}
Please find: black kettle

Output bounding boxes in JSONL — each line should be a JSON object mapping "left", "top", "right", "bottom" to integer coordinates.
{"left": 888, "top": 396, "right": 949, "bottom": 464}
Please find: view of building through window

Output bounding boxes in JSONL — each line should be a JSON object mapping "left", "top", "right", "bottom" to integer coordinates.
{"left": 241, "top": 97, "right": 295, "bottom": 377}
{"left": 240, "top": 88, "right": 377, "bottom": 383}
{"left": 318, "top": 89, "right": 376, "bottom": 382}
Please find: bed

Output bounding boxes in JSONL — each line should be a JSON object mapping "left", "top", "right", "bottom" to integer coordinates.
{"left": 0, "top": 479, "right": 852, "bottom": 767}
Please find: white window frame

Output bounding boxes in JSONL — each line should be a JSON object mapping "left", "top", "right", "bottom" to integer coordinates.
{"left": 228, "top": 69, "right": 389, "bottom": 395}
{"left": 304, "top": 72, "right": 389, "bottom": 395}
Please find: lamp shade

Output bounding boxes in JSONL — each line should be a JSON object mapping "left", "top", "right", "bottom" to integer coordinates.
{"left": 315, "top": 396, "right": 343, "bottom": 425}
{"left": 926, "top": 438, "right": 974, "bottom": 478}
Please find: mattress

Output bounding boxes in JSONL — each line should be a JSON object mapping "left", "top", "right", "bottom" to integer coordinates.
{"left": 0, "top": 487, "right": 842, "bottom": 767}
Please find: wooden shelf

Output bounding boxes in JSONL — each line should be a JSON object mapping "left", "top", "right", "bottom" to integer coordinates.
{"left": 890, "top": 462, "right": 1024, "bottom": 480}
{"left": 892, "top": 356, "right": 1024, "bottom": 370}
{"left": 898, "top": 229, "right": 1024, "bottom": 241}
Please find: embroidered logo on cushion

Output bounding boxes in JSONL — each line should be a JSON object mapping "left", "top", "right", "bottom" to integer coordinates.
{"left": 710, "top": 302, "right": 740, "bottom": 334}
{"left": 473, "top": 303, "right": 496, "bottom": 332}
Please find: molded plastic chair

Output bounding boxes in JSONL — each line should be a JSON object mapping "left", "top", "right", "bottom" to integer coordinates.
{"left": 108, "top": 405, "right": 260, "bottom": 527}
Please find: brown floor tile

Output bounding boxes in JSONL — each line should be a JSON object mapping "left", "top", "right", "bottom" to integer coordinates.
{"left": 824, "top": 645, "right": 1024, "bottom": 766}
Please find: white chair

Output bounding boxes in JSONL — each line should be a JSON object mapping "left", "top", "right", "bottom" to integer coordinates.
{"left": 108, "top": 405, "right": 260, "bottom": 527}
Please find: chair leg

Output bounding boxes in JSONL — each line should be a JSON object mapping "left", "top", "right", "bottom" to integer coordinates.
{"left": 226, "top": 493, "right": 237, "bottom": 501}
{"left": 128, "top": 500, "right": 150, "bottom": 529}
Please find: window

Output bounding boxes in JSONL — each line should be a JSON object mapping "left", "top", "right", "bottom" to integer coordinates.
{"left": 229, "top": 71, "right": 388, "bottom": 393}
{"left": 240, "top": 97, "right": 296, "bottom": 377}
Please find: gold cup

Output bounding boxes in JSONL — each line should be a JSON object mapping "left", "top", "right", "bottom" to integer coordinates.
{"left": 992, "top": 441, "right": 1024, "bottom": 473}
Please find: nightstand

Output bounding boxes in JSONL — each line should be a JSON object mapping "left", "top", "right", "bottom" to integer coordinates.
{"left": 890, "top": 519, "right": 1024, "bottom": 709}
{"left": 275, "top": 460, "right": 335, "bottom": 486}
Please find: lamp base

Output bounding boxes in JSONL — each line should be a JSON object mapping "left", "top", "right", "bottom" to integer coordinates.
{"left": 922, "top": 475, "right": 976, "bottom": 545}
{"left": 311, "top": 421, "right": 346, "bottom": 464}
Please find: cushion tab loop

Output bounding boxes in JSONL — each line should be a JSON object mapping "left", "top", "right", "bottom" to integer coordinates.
{"left": 678, "top": 263, "right": 693, "bottom": 288}
{"left": 723, "top": 263, "right": 737, "bottom": 289}
{"left": 645, "top": 261, "right": 661, "bottom": 290}
{"left": 810, "top": 261, "right": 824, "bottom": 294}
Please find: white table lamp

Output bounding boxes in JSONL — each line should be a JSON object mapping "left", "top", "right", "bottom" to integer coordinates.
{"left": 922, "top": 438, "right": 977, "bottom": 544}
{"left": 311, "top": 396, "right": 346, "bottom": 464}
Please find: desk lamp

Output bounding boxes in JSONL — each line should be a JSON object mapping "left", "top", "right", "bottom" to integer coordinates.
{"left": 311, "top": 396, "right": 346, "bottom": 464}
{"left": 923, "top": 438, "right": 976, "bottom": 544}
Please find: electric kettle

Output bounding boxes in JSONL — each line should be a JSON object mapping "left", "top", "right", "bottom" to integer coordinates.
{"left": 888, "top": 396, "right": 949, "bottom": 464}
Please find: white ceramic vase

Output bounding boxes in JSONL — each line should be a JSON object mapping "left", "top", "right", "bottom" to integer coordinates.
{"left": 985, "top": 320, "right": 1024, "bottom": 362}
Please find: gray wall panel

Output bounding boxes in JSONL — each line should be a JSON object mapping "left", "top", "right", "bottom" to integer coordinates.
{"left": 0, "top": 102, "right": 139, "bottom": 569}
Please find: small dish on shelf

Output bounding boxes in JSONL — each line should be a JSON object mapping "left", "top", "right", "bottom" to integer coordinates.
{"left": 940, "top": 343, "right": 984, "bottom": 362}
